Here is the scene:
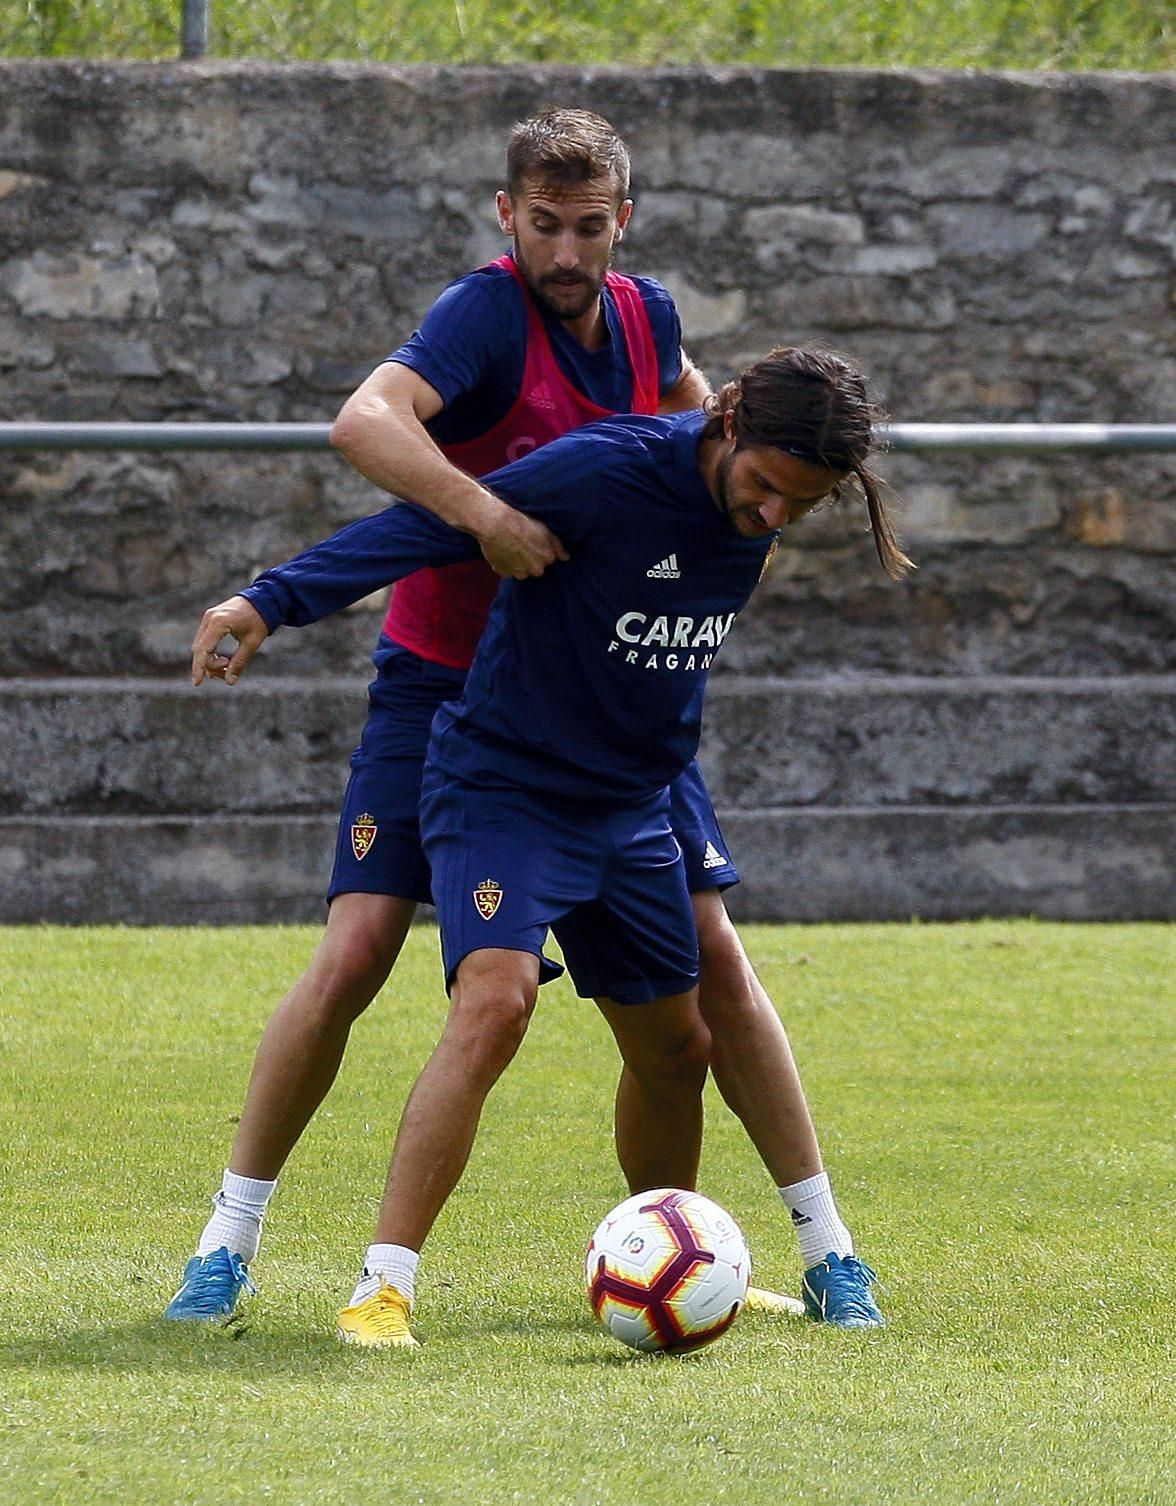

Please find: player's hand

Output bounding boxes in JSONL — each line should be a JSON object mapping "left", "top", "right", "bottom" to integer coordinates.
{"left": 476, "top": 502, "right": 569, "bottom": 579}
{"left": 190, "top": 595, "right": 269, "bottom": 686}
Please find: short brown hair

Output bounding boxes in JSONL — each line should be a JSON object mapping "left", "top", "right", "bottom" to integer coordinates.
{"left": 506, "top": 108, "right": 631, "bottom": 203}
{"left": 704, "top": 347, "right": 914, "bottom": 580}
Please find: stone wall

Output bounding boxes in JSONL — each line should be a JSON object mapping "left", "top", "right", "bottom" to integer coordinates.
{"left": 0, "top": 62, "right": 1172, "bottom": 921}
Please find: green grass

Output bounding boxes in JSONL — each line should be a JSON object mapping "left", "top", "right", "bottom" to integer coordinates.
{"left": 3, "top": 0, "right": 1172, "bottom": 69}
{"left": 1, "top": 921, "right": 1173, "bottom": 1504}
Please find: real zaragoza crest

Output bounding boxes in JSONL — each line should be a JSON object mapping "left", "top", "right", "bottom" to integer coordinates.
{"left": 473, "top": 879, "right": 503, "bottom": 919}
{"left": 350, "top": 812, "right": 378, "bottom": 862}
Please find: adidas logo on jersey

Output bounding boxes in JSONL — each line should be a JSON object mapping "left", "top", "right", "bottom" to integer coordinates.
{"left": 528, "top": 380, "right": 557, "bottom": 412}
{"left": 702, "top": 841, "right": 727, "bottom": 869}
{"left": 646, "top": 553, "right": 681, "bottom": 579}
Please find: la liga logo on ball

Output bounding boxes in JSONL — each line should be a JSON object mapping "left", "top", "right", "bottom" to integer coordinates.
{"left": 586, "top": 1189, "right": 750, "bottom": 1354}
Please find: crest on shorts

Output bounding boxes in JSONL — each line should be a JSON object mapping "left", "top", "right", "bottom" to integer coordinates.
{"left": 350, "top": 812, "right": 378, "bottom": 862}
{"left": 473, "top": 879, "right": 503, "bottom": 920}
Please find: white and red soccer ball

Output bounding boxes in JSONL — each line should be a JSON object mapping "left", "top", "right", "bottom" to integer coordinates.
{"left": 585, "top": 1188, "right": 750, "bottom": 1353}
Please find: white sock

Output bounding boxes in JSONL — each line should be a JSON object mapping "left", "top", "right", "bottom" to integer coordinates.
{"left": 778, "top": 1171, "right": 854, "bottom": 1267}
{"left": 195, "top": 1170, "right": 277, "bottom": 1262}
{"left": 350, "top": 1244, "right": 420, "bottom": 1307}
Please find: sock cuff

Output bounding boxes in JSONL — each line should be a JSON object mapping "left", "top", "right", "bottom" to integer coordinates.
{"left": 356, "top": 1243, "right": 420, "bottom": 1307}
{"left": 778, "top": 1170, "right": 831, "bottom": 1203}
{"left": 222, "top": 1170, "right": 278, "bottom": 1207}
{"left": 364, "top": 1243, "right": 420, "bottom": 1278}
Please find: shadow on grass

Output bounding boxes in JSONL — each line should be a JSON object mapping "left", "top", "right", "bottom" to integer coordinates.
{"left": 0, "top": 1309, "right": 601, "bottom": 1375}
{"left": 561, "top": 1347, "right": 713, "bottom": 1368}
{"left": 0, "top": 1317, "right": 387, "bottom": 1377}
{"left": 474, "top": 1311, "right": 592, "bottom": 1339}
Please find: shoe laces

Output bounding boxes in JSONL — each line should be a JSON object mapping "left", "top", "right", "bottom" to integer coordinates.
{"left": 183, "top": 1249, "right": 256, "bottom": 1316}
{"left": 841, "top": 1256, "right": 878, "bottom": 1287}
{"left": 360, "top": 1283, "right": 413, "bottom": 1339}
{"left": 818, "top": 1256, "right": 882, "bottom": 1320}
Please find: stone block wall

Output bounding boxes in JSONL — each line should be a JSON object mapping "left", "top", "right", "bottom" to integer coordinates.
{"left": 0, "top": 62, "right": 1172, "bottom": 920}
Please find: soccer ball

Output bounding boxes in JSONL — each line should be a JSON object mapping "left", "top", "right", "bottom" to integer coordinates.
{"left": 585, "top": 1188, "right": 750, "bottom": 1354}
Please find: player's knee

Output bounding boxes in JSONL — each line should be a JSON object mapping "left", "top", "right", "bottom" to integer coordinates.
{"left": 673, "top": 1021, "right": 714, "bottom": 1087}
{"left": 693, "top": 895, "right": 744, "bottom": 970}
{"left": 450, "top": 963, "right": 535, "bottom": 1083}
{"left": 693, "top": 899, "right": 757, "bottom": 1012}
{"left": 308, "top": 909, "right": 402, "bottom": 1017}
{"left": 450, "top": 998, "right": 531, "bottom": 1088}
{"left": 632, "top": 1019, "right": 712, "bottom": 1095}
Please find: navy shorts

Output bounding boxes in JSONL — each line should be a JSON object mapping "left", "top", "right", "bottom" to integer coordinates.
{"left": 328, "top": 642, "right": 740, "bottom": 904}
{"left": 419, "top": 768, "right": 700, "bottom": 1006}
{"left": 326, "top": 646, "right": 465, "bottom": 905}
{"left": 669, "top": 758, "right": 740, "bottom": 893}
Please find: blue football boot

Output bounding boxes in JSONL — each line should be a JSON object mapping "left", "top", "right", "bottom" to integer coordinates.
{"left": 164, "top": 1246, "right": 256, "bottom": 1323}
{"left": 802, "top": 1252, "right": 886, "bottom": 1328}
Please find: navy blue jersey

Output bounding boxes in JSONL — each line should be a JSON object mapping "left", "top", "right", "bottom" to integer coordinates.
{"left": 244, "top": 411, "right": 774, "bottom": 806}
{"left": 391, "top": 259, "right": 684, "bottom": 445}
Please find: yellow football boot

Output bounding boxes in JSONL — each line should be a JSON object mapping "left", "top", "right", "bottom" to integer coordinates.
{"left": 744, "top": 1284, "right": 806, "bottom": 1317}
{"left": 336, "top": 1281, "right": 421, "bottom": 1348}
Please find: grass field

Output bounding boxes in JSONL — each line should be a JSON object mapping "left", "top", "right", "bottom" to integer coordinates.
{"left": 4, "top": 0, "right": 1173, "bottom": 70}
{"left": 1, "top": 921, "right": 1172, "bottom": 1504}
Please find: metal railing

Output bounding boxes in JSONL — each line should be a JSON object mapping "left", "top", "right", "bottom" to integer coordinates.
{"left": 182, "top": 0, "right": 209, "bottom": 58}
{"left": 1, "top": 423, "right": 1175, "bottom": 454}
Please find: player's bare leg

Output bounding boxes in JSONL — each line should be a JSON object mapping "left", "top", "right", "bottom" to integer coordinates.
{"left": 690, "top": 891, "right": 882, "bottom": 1324}
{"left": 338, "top": 948, "right": 541, "bottom": 1346}
{"left": 612, "top": 894, "right": 821, "bottom": 1190}
{"left": 596, "top": 988, "right": 712, "bottom": 1195}
{"left": 229, "top": 891, "right": 418, "bottom": 1179}
{"left": 690, "top": 890, "right": 822, "bottom": 1185}
{"left": 612, "top": 892, "right": 878, "bottom": 1322}
{"left": 166, "top": 892, "right": 416, "bottom": 1324}
{"left": 371, "top": 946, "right": 541, "bottom": 1251}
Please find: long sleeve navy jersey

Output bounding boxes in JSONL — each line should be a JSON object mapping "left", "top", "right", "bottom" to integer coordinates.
{"left": 243, "top": 410, "right": 775, "bottom": 807}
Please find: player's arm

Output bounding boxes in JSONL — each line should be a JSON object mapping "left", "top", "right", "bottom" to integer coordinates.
{"left": 193, "top": 424, "right": 623, "bottom": 683}
{"left": 330, "top": 360, "right": 568, "bottom": 580}
{"left": 636, "top": 278, "right": 710, "bottom": 415}
{"left": 658, "top": 354, "right": 712, "bottom": 414}
{"left": 475, "top": 424, "right": 631, "bottom": 544}
{"left": 190, "top": 503, "right": 480, "bottom": 686}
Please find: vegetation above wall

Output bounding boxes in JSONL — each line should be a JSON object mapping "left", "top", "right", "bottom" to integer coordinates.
{"left": 5, "top": 0, "right": 1173, "bottom": 70}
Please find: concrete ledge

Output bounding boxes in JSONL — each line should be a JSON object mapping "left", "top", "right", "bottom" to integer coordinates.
{"left": 721, "top": 804, "right": 1176, "bottom": 923}
{"left": 0, "top": 814, "right": 336, "bottom": 925}
{"left": 0, "top": 678, "right": 366, "bottom": 816}
{"left": 702, "top": 675, "right": 1176, "bottom": 808}
{"left": 1, "top": 805, "right": 1171, "bottom": 925}
{"left": 2, "top": 675, "right": 1173, "bottom": 814}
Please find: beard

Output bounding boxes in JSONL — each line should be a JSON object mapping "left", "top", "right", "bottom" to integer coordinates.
{"left": 515, "top": 242, "right": 608, "bottom": 323}
{"left": 715, "top": 448, "right": 771, "bottom": 536}
{"left": 715, "top": 448, "right": 737, "bottom": 518}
